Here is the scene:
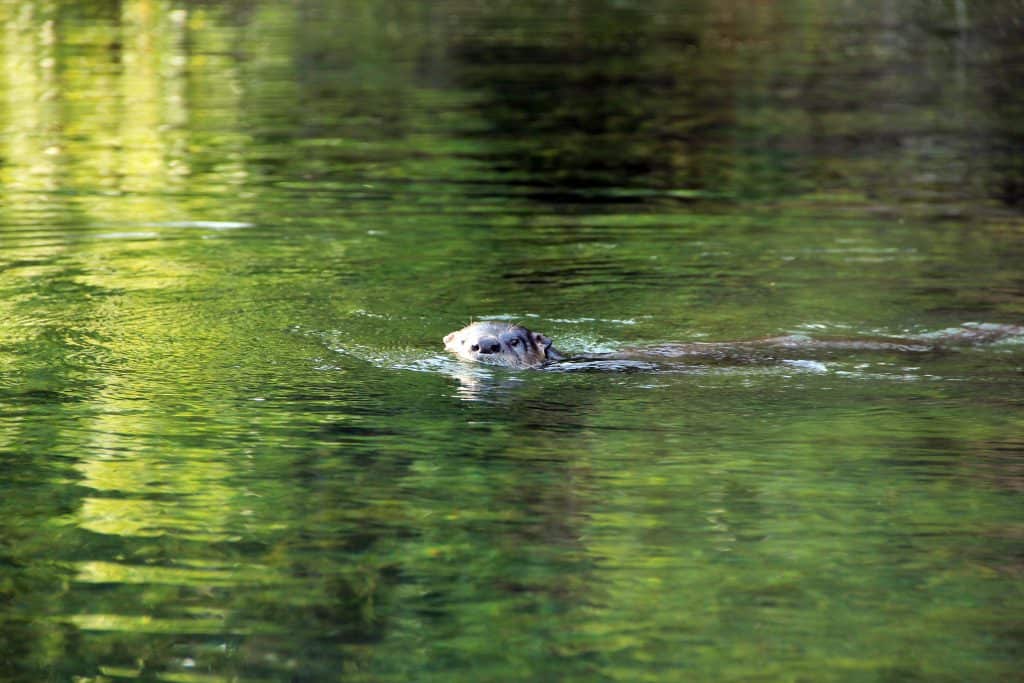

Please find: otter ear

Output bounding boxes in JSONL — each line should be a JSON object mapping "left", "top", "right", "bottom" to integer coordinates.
{"left": 533, "top": 332, "right": 552, "bottom": 350}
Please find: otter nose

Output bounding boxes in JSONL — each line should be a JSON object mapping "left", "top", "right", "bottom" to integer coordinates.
{"left": 474, "top": 336, "right": 501, "bottom": 354}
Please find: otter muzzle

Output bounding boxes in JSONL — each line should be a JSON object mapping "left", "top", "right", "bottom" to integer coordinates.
{"left": 474, "top": 336, "right": 501, "bottom": 354}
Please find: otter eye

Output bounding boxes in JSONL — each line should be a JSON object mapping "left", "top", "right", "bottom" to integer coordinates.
{"left": 470, "top": 344, "right": 479, "bottom": 352}
{"left": 510, "top": 338, "right": 519, "bottom": 346}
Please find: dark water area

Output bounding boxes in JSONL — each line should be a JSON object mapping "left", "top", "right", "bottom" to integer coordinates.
{"left": 2, "top": 1, "right": 1023, "bottom": 681}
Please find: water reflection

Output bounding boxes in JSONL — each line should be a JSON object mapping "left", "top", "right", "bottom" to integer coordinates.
{"left": 0, "top": 1, "right": 1022, "bottom": 681}
{"left": 451, "top": 1, "right": 1024, "bottom": 208}
{"left": 2, "top": 1, "right": 1021, "bottom": 215}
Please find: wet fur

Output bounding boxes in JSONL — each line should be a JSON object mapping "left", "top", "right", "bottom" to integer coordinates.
{"left": 443, "top": 321, "right": 1023, "bottom": 369}
{"left": 443, "top": 321, "right": 563, "bottom": 368}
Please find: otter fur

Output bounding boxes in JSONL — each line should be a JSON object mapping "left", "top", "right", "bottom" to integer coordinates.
{"left": 443, "top": 321, "right": 564, "bottom": 368}
{"left": 443, "top": 321, "right": 1023, "bottom": 369}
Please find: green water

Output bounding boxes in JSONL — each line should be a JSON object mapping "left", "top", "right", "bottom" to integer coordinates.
{"left": 2, "top": 1, "right": 1023, "bottom": 681}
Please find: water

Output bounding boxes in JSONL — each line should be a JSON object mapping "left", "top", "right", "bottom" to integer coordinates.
{"left": 2, "top": 1, "right": 1023, "bottom": 681}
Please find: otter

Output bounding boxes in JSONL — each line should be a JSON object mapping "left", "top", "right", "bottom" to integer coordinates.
{"left": 443, "top": 321, "right": 1023, "bottom": 370}
{"left": 443, "top": 321, "right": 564, "bottom": 368}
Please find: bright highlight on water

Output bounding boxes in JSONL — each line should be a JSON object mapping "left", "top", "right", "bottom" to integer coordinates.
{"left": 1, "top": 2, "right": 1022, "bottom": 682}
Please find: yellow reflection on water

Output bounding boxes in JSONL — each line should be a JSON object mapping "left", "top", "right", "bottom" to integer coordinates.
{"left": 75, "top": 559, "right": 277, "bottom": 586}
{"left": 118, "top": 0, "right": 188, "bottom": 194}
{"left": 0, "top": 0, "right": 254, "bottom": 227}
{"left": 73, "top": 426, "right": 241, "bottom": 542}
{"left": 67, "top": 612, "right": 250, "bottom": 635}
{"left": 1, "top": 2, "right": 60, "bottom": 194}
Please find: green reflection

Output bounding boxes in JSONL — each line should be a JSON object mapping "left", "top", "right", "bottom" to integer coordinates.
{"left": 0, "top": 1, "right": 1021, "bottom": 682}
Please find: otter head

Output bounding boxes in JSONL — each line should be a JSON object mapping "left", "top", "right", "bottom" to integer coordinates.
{"left": 443, "top": 321, "right": 562, "bottom": 368}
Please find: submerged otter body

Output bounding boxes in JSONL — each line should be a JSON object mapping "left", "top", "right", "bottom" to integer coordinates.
{"left": 443, "top": 321, "right": 1023, "bottom": 370}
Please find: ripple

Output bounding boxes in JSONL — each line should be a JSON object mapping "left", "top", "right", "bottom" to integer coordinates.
{"left": 65, "top": 613, "right": 263, "bottom": 636}
{"left": 91, "top": 231, "right": 160, "bottom": 240}
{"left": 74, "top": 560, "right": 279, "bottom": 587}
{"left": 149, "top": 220, "right": 253, "bottom": 230}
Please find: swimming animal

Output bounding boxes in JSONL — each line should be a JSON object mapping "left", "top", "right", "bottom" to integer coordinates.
{"left": 443, "top": 321, "right": 564, "bottom": 368}
{"left": 443, "top": 321, "right": 1023, "bottom": 369}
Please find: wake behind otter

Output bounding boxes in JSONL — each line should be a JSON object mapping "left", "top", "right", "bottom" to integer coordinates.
{"left": 442, "top": 321, "right": 1024, "bottom": 371}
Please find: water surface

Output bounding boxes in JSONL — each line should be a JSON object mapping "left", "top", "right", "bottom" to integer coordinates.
{"left": 1, "top": 1, "right": 1022, "bottom": 681}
